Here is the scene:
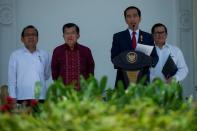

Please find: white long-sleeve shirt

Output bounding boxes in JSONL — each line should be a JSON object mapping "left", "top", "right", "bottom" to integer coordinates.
{"left": 8, "top": 47, "right": 51, "bottom": 100}
{"left": 150, "top": 43, "right": 188, "bottom": 82}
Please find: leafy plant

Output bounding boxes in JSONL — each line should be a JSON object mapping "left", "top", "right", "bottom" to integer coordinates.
{"left": 0, "top": 76, "right": 196, "bottom": 131}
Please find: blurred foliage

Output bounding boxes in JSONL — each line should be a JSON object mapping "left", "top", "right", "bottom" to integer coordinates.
{"left": 0, "top": 76, "right": 197, "bottom": 131}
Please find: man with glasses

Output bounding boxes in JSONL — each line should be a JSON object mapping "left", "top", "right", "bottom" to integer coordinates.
{"left": 150, "top": 23, "right": 188, "bottom": 83}
{"left": 8, "top": 25, "right": 51, "bottom": 106}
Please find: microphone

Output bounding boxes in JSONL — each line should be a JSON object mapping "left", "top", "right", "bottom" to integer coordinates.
{"left": 132, "top": 25, "right": 135, "bottom": 31}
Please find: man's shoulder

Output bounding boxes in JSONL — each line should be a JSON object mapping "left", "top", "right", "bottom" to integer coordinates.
{"left": 113, "top": 29, "right": 152, "bottom": 37}
{"left": 9, "top": 48, "right": 26, "bottom": 60}
{"left": 38, "top": 49, "right": 49, "bottom": 56}
{"left": 139, "top": 30, "right": 151, "bottom": 36}
{"left": 55, "top": 44, "right": 65, "bottom": 49}
{"left": 114, "top": 29, "right": 128, "bottom": 36}
{"left": 77, "top": 44, "right": 91, "bottom": 51}
{"left": 11, "top": 48, "right": 24, "bottom": 55}
{"left": 168, "top": 44, "right": 182, "bottom": 52}
{"left": 53, "top": 44, "right": 65, "bottom": 52}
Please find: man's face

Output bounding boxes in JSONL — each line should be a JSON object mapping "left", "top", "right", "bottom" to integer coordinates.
{"left": 63, "top": 27, "right": 79, "bottom": 48}
{"left": 153, "top": 26, "right": 167, "bottom": 47}
{"left": 125, "top": 9, "right": 141, "bottom": 31}
{"left": 21, "top": 28, "right": 38, "bottom": 50}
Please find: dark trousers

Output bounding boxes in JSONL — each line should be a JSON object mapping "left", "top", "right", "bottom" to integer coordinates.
{"left": 17, "top": 99, "right": 44, "bottom": 106}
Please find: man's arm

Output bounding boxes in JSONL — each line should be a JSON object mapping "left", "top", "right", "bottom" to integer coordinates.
{"left": 139, "top": 31, "right": 159, "bottom": 67}
{"left": 150, "top": 46, "right": 159, "bottom": 67}
{"left": 51, "top": 49, "right": 60, "bottom": 80}
{"left": 8, "top": 53, "right": 17, "bottom": 99}
{"left": 86, "top": 49, "right": 95, "bottom": 76}
{"left": 173, "top": 49, "right": 188, "bottom": 81}
{"left": 111, "top": 34, "right": 121, "bottom": 69}
{"left": 44, "top": 52, "right": 51, "bottom": 80}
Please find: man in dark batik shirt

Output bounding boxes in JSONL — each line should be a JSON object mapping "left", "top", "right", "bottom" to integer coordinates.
{"left": 51, "top": 23, "right": 95, "bottom": 91}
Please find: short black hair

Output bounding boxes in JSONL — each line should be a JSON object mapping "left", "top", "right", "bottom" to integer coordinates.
{"left": 151, "top": 23, "right": 168, "bottom": 34}
{"left": 62, "top": 23, "right": 80, "bottom": 34}
{"left": 124, "top": 6, "right": 141, "bottom": 18}
{"left": 21, "top": 25, "right": 38, "bottom": 37}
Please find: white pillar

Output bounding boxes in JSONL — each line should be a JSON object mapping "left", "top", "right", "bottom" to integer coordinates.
{"left": 0, "top": 0, "right": 16, "bottom": 86}
{"left": 178, "top": 0, "right": 196, "bottom": 99}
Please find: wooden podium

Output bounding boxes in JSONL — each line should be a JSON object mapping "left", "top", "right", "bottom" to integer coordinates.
{"left": 112, "top": 51, "right": 152, "bottom": 86}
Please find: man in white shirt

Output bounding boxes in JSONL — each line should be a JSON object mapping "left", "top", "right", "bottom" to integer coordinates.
{"left": 8, "top": 25, "right": 50, "bottom": 105}
{"left": 150, "top": 23, "right": 188, "bottom": 83}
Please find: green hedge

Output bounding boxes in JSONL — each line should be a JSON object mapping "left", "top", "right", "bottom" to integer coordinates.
{"left": 0, "top": 76, "right": 197, "bottom": 131}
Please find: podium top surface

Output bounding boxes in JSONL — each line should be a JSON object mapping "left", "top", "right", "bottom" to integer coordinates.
{"left": 112, "top": 50, "right": 152, "bottom": 71}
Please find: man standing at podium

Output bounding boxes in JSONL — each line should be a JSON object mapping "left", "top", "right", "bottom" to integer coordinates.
{"left": 111, "top": 6, "right": 158, "bottom": 88}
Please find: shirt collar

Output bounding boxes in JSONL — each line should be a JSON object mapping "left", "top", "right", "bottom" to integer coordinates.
{"left": 128, "top": 28, "right": 139, "bottom": 36}
{"left": 155, "top": 42, "right": 170, "bottom": 49}
{"left": 65, "top": 43, "right": 79, "bottom": 50}
{"left": 22, "top": 47, "right": 39, "bottom": 54}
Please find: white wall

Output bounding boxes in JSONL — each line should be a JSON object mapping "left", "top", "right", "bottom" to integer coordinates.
{"left": 193, "top": 0, "right": 197, "bottom": 97}
{"left": 0, "top": 0, "right": 17, "bottom": 86}
{"left": 1, "top": 0, "right": 196, "bottom": 99}
{"left": 6, "top": 0, "right": 177, "bottom": 88}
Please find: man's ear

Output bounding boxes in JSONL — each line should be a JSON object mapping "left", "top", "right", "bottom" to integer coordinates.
{"left": 21, "top": 37, "right": 24, "bottom": 43}
{"left": 124, "top": 18, "right": 128, "bottom": 25}
{"left": 139, "top": 17, "right": 142, "bottom": 23}
{"left": 77, "top": 34, "right": 80, "bottom": 39}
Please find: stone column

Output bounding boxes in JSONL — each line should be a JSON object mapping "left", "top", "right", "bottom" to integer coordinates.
{"left": 178, "top": 0, "right": 196, "bottom": 99}
{"left": 0, "top": 0, "right": 16, "bottom": 86}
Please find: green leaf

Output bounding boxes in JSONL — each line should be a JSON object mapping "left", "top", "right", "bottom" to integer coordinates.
{"left": 34, "top": 81, "right": 41, "bottom": 99}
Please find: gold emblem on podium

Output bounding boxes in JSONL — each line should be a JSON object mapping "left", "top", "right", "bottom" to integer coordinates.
{"left": 127, "top": 52, "right": 137, "bottom": 63}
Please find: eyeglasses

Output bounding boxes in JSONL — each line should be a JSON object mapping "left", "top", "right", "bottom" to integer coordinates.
{"left": 153, "top": 31, "right": 166, "bottom": 36}
{"left": 64, "top": 32, "right": 78, "bottom": 35}
{"left": 23, "top": 33, "right": 38, "bottom": 37}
